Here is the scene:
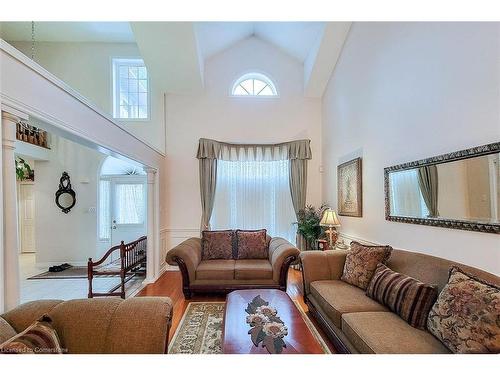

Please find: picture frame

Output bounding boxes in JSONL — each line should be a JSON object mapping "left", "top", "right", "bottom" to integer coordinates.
{"left": 316, "top": 239, "right": 329, "bottom": 250}
{"left": 337, "top": 157, "right": 362, "bottom": 217}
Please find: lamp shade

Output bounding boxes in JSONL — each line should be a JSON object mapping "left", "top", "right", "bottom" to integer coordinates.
{"left": 320, "top": 209, "right": 341, "bottom": 227}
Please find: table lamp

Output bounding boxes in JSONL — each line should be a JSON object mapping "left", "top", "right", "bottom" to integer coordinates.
{"left": 320, "top": 208, "right": 341, "bottom": 249}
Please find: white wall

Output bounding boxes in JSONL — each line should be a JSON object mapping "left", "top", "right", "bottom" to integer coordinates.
{"left": 322, "top": 22, "right": 500, "bottom": 275}
{"left": 33, "top": 135, "right": 105, "bottom": 266}
{"left": 1, "top": 41, "right": 166, "bottom": 311}
{"left": 8, "top": 41, "right": 166, "bottom": 154}
{"left": 164, "top": 37, "right": 322, "bottom": 255}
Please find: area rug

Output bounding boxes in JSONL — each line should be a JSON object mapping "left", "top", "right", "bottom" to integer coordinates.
{"left": 28, "top": 267, "right": 88, "bottom": 279}
{"left": 28, "top": 261, "right": 127, "bottom": 280}
{"left": 168, "top": 301, "right": 331, "bottom": 354}
{"left": 169, "top": 302, "right": 225, "bottom": 354}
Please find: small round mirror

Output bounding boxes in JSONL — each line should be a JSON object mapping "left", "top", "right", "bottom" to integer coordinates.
{"left": 58, "top": 192, "right": 74, "bottom": 208}
{"left": 55, "top": 172, "right": 76, "bottom": 213}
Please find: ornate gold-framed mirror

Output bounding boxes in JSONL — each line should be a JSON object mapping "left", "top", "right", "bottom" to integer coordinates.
{"left": 384, "top": 142, "right": 500, "bottom": 234}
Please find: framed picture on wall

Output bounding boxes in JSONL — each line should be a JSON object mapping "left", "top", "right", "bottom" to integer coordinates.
{"left": 337, "top": 157, "right": 362, "bottom": 217}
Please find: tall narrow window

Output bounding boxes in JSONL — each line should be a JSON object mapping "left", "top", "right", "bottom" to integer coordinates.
{"left": 112, "top": 58, "right": 149, "bottom": 120}
{"left": 99, "top": 179, "right": 111, "bottom": 241}
{"left": 232, "top": 73, "right": 278, "bottom": 96}
{"left": 210, "top": 159, "right": 296, "bottom": 244}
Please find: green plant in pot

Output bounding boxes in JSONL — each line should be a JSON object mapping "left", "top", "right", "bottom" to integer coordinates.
{"left": 295, "top": 204, "right": 328, "bottom": 249}
{"left": 15, "top": 157, "right": 34, "bottom": 181}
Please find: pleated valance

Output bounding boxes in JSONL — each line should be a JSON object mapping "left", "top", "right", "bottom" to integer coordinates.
{"left": 196, "top": 138, "right": 312, "bottom": 161}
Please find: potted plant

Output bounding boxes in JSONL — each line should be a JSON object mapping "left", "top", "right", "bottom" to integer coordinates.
{"left": 15, "top": 157, "right": 34, "bottom": 181}
{"left": 295, "top": 204, "right": 327, "bottom": 250}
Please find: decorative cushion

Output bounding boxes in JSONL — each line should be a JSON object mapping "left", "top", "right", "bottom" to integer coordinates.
{"left": 196, "top": 260, "right": 235, "bottom": 280}
{"left": 0, "top": 317, "right": 17, "bottom": 345}
{"left": 341, "top": 241, "right": 392, "bottom": 290}
{"left": 235, "top": 229, "right": 268, "bottom": 259}
{"left": 201, "top": 230, "right": 234, "bottom": 260}
{"left": 427, "top": 266, "right": 500, "bottom": 354}
{"left": 235, "top": 259, "right": 273, "bottom": 280}
{"left": 341, "top": 312, "right": 450, "bottom": 354}
{"left": 310, "top": 280, "right": 388, "bottom": 328}
{"left": 0, "top": 315, "right": 64, "bottom": 354}
{"left": 366, "top": 263, "right": 438, "bottom": 329}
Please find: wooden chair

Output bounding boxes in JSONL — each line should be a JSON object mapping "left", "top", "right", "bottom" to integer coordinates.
{"left": 87, "top": 236, "right": 147, "bottom": 299}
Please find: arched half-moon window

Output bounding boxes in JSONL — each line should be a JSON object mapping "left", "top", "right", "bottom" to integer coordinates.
{"left": 231, "top": 73, "right": 278, "bottom": 97}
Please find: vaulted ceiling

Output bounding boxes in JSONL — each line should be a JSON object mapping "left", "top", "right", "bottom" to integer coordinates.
{"left": 0, "top": 21, "right": 351, "bottom": 97}
{"left": 195, "top": 22, "right": 325, "bottom": 62}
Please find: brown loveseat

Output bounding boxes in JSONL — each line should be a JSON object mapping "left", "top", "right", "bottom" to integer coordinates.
{"left": 166, "top": 235, "right": 300, "bottom": 298}
{"left": 0, "top": 297, "right": 173, "bottom": 354}
{"left": 300, "top": 248, "right": 499, "bottom": 354}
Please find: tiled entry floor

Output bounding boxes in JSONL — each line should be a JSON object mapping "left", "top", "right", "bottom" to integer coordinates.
{"left": 19, "top": 253, "right": 145, "bottom": 304}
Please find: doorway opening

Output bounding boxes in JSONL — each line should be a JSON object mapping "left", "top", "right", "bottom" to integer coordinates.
{"left": 15, "top": 118, "right": 149, "bottom": 303}
{"left": 98, "top": 156, "right": 147, "bottom": 261}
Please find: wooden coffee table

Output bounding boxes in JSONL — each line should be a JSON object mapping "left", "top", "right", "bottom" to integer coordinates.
{"left": 222, "top": 289, "right": 324, "bottom": 354}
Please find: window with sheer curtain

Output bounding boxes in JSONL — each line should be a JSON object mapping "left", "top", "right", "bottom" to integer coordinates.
{"left": 389, "top": 169, "right": 429, "bottom": 217}
{"left": 210, "top": 159, "right": 296, "bottom": 244}
{"left": 99, "top": 180, "right": 111, "bottom": 241}
{"left": 114, "top": 183, "right": 145, "bottom": 224}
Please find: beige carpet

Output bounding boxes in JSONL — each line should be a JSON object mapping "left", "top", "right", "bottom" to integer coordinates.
{"left": 168, "top": 301, "right": 331, "bottom": 354}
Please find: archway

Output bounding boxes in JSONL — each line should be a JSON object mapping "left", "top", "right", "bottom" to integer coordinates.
{"left": 97, "top": 156, "right": 147, "bottom": 259}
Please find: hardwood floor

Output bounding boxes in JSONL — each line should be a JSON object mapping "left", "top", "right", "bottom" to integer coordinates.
{"left": 138, "top": 268, "right": 336, "bottom": 353}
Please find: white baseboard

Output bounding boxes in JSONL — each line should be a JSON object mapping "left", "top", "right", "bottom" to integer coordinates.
{"left": 128, "top": 282, "right": 146, "bottom": 298}
{"left": 142, "top": 262, "right": 179, "bottom": 286}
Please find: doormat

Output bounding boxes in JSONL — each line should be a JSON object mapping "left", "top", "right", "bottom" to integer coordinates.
{"left": 28, "top": 267, "right": 89, "bottom": 280}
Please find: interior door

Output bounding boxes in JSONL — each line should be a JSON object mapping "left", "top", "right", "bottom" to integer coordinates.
{"left": 110, "top": 177, "right": 147, "bottom": 247}
{"left": 18, "top": 183, "right": 36, "bottom": 253}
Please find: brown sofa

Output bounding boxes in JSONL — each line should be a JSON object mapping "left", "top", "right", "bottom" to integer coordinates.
{"left": 0, "top": 297, "right": 173, "bottom": 354}
{"left": 300, "top": 248, "right": 500, "bottom": 354}
{"left": 166, "top": 236, "right": 299, "bottom": 298}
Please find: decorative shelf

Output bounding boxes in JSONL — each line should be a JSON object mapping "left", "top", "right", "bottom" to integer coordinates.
{"left": 16, "top": 121, "right": 51, "bottom": 149}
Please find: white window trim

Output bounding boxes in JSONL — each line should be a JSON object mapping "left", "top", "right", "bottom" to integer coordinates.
{"left": 230, "top": 72, "right": 279, "bottom": 98}
{"left": 111, "top": 57, "right": 151, "bottom": 122}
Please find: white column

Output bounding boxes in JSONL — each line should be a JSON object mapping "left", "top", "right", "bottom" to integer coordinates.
{"left": 1, "top": 111, "right": 20, "bottom": 311}
{"left": 144, "top": 167, "right": 157, "bottom": 283}
{"left": 154, "top": 169, "right": 161, "bottom": 277}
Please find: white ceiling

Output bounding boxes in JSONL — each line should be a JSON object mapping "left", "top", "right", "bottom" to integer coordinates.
{"left": 0, "top": 21, "right": 349, "bottom": 97}
{"left": 131, "top": 22, "right": 204, "bottom": 94}
{"left": 0, "top": 22, "right": 135, "bottom": 43}
{"left": 195, "top": 22, "right": 325, "bottom": 62}
{"left": 0, "top": 22, "right": 324, "bottom": 63}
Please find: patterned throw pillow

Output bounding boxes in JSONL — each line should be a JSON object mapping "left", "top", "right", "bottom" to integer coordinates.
{"left": 366, "top": 263, "right": 438, "bottom": 329}
{"left": 0, "top": 315, "right": 64, "bottom": 354}
{"left": 427, "top": 266, "right": 500, "bottom": 354}
{"left": 201, "top": 230, "right": 234, "bottom": 260}
{"left": 236, "top": 229, "right": 268, "bottom": 259}
{"left": 0, "top": 317, "right": 16, "bottom": 345}
{"left": 341, "top": 241, "right": 392, "bottom": 290}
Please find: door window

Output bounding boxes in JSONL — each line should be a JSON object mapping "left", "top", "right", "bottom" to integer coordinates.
{"left": 114, "top": 183, "right": 145, "bottom": 225}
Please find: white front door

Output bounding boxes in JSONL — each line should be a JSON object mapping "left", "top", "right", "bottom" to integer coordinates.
{"left": 110, "top": 177, "right": 147, "bottom": 246}
{"left": 18, "top": 183, "right": 36, "bottom": 253}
